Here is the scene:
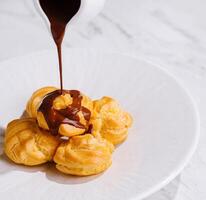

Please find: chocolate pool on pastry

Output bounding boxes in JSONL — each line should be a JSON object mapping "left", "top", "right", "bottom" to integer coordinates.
{"left": 27, "top": 87, "right": 93, "bottom": 137}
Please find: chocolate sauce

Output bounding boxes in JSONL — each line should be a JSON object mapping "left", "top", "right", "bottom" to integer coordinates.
{"left": 38, "top": 0, "right": 87, "bottom": 134}
{"left": 39, "top": 0, "right": 81, "bottom": 91}
{"left": 38, "top": 90, "right": 91, "bottom": 135}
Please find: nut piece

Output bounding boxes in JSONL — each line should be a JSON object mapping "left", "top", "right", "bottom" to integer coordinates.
{"left": 54, "top": 134, "right": 114, "bottom": 176}
{"left": 4, "top": 118, "right": 60, "bottom": 166}
{"left": 92, "top": 97, "right": 133, "bottom": 145}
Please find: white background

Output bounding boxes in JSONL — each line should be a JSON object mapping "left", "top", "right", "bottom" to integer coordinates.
{"left": 0, "top": 0, "right": 206, "bottom": 199}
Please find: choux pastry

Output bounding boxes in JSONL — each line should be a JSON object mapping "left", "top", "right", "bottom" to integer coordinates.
{"left": 92, "top": 97, "right": 133, "bottom": 145}
{"left": 4, "top": 118, "right": 59, "bottom": 166}
{"left": 54, "top": 134, "right": 114, "bottom": 176}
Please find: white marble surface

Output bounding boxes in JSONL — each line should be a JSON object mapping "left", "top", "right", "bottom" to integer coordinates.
{"left": 0, "top": 0, "right": 206, "bottom": 199}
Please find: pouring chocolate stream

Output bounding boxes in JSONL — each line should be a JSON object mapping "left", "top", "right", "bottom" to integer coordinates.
{"left": 39, "top": 0, "right": 81, "bottom": 91}
{"left": 38, "top": 0, "right": 91, "bottom": 135}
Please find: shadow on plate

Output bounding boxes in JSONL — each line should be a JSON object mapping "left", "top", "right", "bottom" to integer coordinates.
{"left": 0, "top": 126, "right": 5, "bottom": 155}
{"left": 0, "top": 125, "right": 181, "bottom": 198}
{"left": 144, "top": 175, "right": 181, "bottom": 200}
{"left": 20, "top": 110, "right": 29, "bottom": 118}
{"left": 0, "top": 126, "right": 103, "bottom": 185}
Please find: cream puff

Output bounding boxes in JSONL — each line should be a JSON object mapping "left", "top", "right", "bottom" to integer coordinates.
{"left": 92, "top": 97, "right": 132, "bottom": 145}
{"left": 54, "top": 134, "right": 114, "bottom": 176}
{"left": 4, "top": 118, "right": 59, "bottom": 166}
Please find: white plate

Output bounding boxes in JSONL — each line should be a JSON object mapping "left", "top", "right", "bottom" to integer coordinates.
{"left": 0, "top": 49, "right": 199, "bottom": 200}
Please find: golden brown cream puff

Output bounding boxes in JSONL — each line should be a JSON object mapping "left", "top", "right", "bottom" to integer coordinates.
{"left": 4, "top": 118, "right": 60, "bottom": 166}
{"left": 92, "top": 97, "right": 133, "bottom": 145}
{"left": 26, "top": 86, "right": 57, "bottom": 118}
{"left": 27, "top": 87, "right": 93, "bottom": 137}
{"left": 54, "top": 134, "right": 114, "bottom": 176}
{"left": 36, "top": 90, "right": 93, "bottom": 137}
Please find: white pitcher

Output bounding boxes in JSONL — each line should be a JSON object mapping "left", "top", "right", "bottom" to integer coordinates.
{"left": 34, "top": 0, "right": 106, "bottom": 28}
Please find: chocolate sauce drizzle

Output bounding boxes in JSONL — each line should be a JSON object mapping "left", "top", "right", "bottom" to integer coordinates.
{"left": 39, "top": 0, "right": 81, "bottom": 91}
{"left": 38, "top": 90, "right": 91, "bottom": 135}
{"left": 37, "top": 0, "right": 88, "bottom": 134}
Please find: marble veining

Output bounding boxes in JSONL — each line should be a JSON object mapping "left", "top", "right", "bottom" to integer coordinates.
{"left": 151, "top": 10, "right": 199, "bottom": 44}
{"left": 100, "top": 13, "right": 133, "bottom": 39}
